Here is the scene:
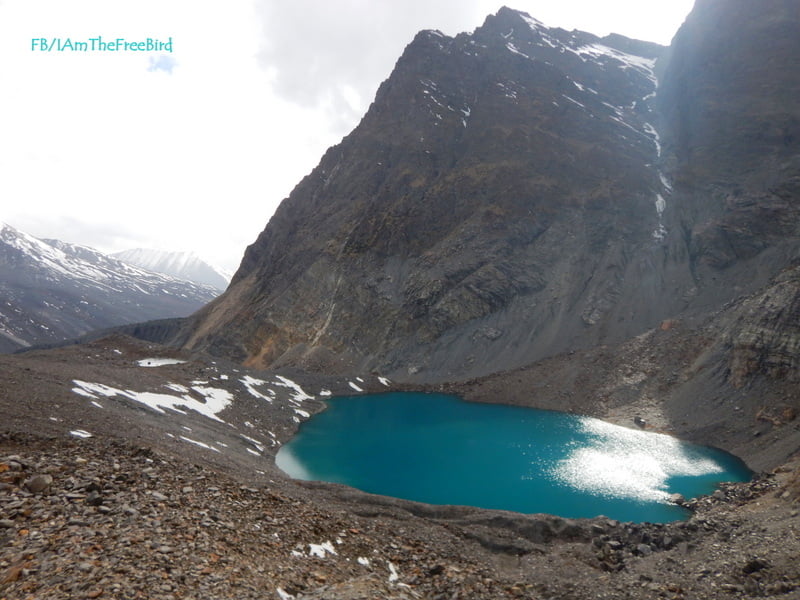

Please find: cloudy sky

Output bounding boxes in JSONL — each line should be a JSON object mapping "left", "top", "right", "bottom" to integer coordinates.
{"left": 0, "top": 0, "right": 695, "bottom": 274}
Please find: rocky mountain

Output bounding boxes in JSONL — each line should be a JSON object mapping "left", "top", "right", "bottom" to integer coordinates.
{"left": 1, "top": 4, "right": 800, "bottom": 598}
{"left": 0, "top": 223, "right": 220, "bottom": 352}
{"left": 113, "top": 248, "right": 230, "bottom": 291}
{"left": 172, "top": 1, "right": 798, "bottom": 385}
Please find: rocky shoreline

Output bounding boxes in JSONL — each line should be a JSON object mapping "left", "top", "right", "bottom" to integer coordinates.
{"left": 2, "top": 431, "right": 799, "bottom": 600}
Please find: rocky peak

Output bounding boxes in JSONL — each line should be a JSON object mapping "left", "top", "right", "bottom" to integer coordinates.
{"left": 179, "top": 3, "right": 799, "bottom": 384}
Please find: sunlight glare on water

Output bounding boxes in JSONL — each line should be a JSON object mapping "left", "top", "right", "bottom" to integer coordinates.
{"left": 552, "top": 416, "right": 724, "bottom": 503}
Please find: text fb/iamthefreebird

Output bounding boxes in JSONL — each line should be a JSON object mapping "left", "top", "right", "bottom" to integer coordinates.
{"left": 31, "top": 36, "right": 173, "bottom": 53}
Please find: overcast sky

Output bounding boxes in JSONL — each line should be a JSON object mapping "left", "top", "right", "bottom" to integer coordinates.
{"left": 0, "top": 0, "right": 695, "bottom": 274}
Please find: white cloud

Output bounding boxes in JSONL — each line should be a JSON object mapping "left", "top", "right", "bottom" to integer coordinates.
{"left": 524, "top": 0, "right": 694, "bottom": 45}
{"left": 147, "top": 54, "right": 177, "bottom": 74}
{"left": 254, "top": 0, "right": 488, "bottom": 132}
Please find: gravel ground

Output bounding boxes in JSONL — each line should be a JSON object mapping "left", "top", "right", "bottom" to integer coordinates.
{"left": 1, "top": 335, "right": 800, "bottom": 599}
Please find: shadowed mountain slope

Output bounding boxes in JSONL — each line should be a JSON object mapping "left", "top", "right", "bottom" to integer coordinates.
{"left": 177, "top": 2, "right": 799, "bottom": 385}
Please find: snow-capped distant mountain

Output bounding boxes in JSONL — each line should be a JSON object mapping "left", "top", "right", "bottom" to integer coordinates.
{"left": 0, "top": 223, "right": 220, "bottom": 353}
{"left": 112, "top": 248, "right": 230, "bottom": 291}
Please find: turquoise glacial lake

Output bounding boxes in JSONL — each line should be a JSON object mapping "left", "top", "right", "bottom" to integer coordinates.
{"left": 276, "top": 392, "right": 752, "bottom": 522}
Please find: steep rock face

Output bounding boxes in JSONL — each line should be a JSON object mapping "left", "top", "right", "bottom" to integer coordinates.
{"left": 182, "top": 3, "right": 799, "bottom": 383}
{"left": 658, "top": 0, "right": 800, "bottom": 275}
{"left": 451, "top": 265, "right": 800, "bottom": 471}
{"left": 726, "top": 265, "right": 800, "bottom": 388}
{"left": 660, "top": 0, "right": 800, "bottom": 187}
{"left": 185, "top": 8, "right": 669, "bottom": 378}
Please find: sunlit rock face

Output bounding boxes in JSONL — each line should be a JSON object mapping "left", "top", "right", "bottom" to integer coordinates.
{"left": 179, "top": 3, "right": 800, "bottom": 384}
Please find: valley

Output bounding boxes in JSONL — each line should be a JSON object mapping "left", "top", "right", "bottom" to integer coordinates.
{"left": 2, "top": 0, "right": 799, "bottom": 598}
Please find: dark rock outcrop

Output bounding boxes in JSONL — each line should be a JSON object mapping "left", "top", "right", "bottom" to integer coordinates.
{"left": 725, "top": 264, "right": 800, "bottom": 387}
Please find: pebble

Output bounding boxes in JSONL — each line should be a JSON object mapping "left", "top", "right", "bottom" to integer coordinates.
{"left": 86, "top": 490, "right": 104, "bottom": 506}
{"left": 25, "top": 474, "right": 53, "bottom": 494}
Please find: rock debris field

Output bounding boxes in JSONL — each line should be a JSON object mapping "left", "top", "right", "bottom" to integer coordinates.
{"left": 1, "top": 337, "right": 800, "bottom": 599}
{"left": 2, "top": 432, "right": 800, "bottom": 600}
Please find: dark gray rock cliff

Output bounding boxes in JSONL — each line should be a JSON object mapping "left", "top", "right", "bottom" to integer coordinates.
{"left": 179, "top": 2, "right": 799, "bottom": 384}
{"left": 657, "top": 0, "right": 800, "bottom": 280}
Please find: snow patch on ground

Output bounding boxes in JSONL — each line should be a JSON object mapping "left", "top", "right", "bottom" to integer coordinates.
{"left": 165, "top": 383, "right": 189, "bottom": 393}
{"left": 241, "top": 375, "right": 274, "bottom": 403}
{"left": 655, "top": 194, "right": 666, "bottom": 216}
{"left": 137, "top": 358, "right": 187, "bottom": 367}
{"left": 240, "top": 434, "right": 267, "bottom": 452}
{"left": 577, "top": 43, "right": 656, "bottom": 80}
{"left": 273, "top": 375, "right": 314, "bottom": 403}
{"left": 301, "top": 541, "right": 337, "bottom": 558}
{"left": 71, "top": 386, "right": 97, "bottom": 399}
{"left": 179, "top": 436, "right": 221, "bottom": 453}
{"left": 562, "top": 95, "right": 587, "bottom": 110}
{"left": 520, "top": 13, "right": 544, "bottom": 32}
{"left": 71, "top": 380, "right": 232, "bottom": 423}
{"left": 643, "top": 123, "right": 662, "bottom": 158}
{"left": 506, "top": 42, "right": 529, "bottom": 59}
{"left": 576, "top": 82, "right": 598, "bottom": 94}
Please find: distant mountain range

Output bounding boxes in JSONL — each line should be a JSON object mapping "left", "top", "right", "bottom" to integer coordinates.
{"left": 0, "top": 223, "right": 220, "bottom": 353}
{"left": 112, "top": 248, "right": 230, "bottom": 291}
